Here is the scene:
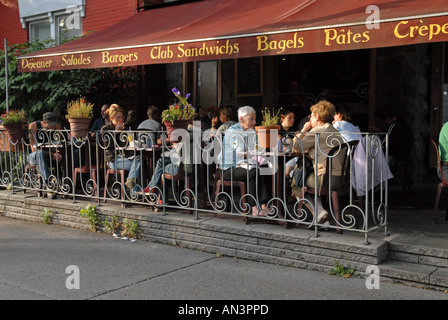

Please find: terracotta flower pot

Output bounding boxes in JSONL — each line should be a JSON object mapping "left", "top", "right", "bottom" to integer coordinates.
{"left": 3, "top": 121, "right": 24, "bottom": 143}
{"left": 255, "top": 125, "right": 280, "bottom": 149}
{"left": 68, "top": 117, "right": 91, "bottom": 138}
{"left": 164, "top": 120, "right": 191, "bottom": 142}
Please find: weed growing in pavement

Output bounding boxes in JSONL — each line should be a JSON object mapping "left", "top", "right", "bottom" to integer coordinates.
{"left": 79, "top": 204, "right": 101, "bottom": 232}
{"left": 329, "top": 260, "right": 357, "bottom": 278}
{"left": 102, "top": 214, "right": 120, "bottom": 234}
{"left": 120, "top": 218, "right": 140, "bottom": 239}
{"left": 40, "top": 207, "right": 54, "bottom": 224}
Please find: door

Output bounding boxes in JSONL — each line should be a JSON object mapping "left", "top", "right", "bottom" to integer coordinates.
{"left": 196, "top": 61, "right": 218, "bottom": 108}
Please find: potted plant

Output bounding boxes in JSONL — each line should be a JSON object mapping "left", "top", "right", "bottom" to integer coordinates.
{"left": 0, "top": 109, "right": 27, "bottom": 143}
{"left": 162, "top": 87, "right": 195, "bottom": 141}
{"left": 255, "top": 107, "right": 282, "bottom": 149}
{"left": 66, "top": 97, "right": 94, "bottom": 138}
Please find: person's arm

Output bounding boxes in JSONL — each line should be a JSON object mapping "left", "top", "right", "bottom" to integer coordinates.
{"left": 28, "top": 122, "right": 37, "bottom": 152}
{"left": 211, "top": 116, "right": 219, "bottom": 131}
{"left": 292, "top": 121, "right": 313, "bottom": 153}
{"left": 295, "top": 120, "right": 311, "bottom": 139}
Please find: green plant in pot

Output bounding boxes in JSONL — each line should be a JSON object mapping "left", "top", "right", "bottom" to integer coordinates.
{"left": 255, "top": 107, "right": 282, "bottom": 149}
{"left": 66, "top": 97, "right": 94, "bottom": 138}
{"left": 1, "top": 109, "right": 27, "bottom": 143}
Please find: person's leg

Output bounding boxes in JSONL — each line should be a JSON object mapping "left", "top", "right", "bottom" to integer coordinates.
{"left": 304, "top": 173, "right": 342, "bottom": 224}
{"left": 109, "top": 155, "right": 132, "bottom": 171}
{"left": 304, "top": 173, "right": 327, "bottom": 221}
{"left": 223, "top": 167, "right": 267, "bottom": 216}
{"left": 28, "top": 150, "right": 51, "bottom": 182}
{"left": 148, "top": 157, "right": 172, "bottom": 188}
{"left": 109, "top": 155, "right": 134, "bottom": 190}
{"left": 164, "top": 163, "right": 179, "bottom": 176}
{"left": 125, "top": 155, "right": 142, "bottom": 190}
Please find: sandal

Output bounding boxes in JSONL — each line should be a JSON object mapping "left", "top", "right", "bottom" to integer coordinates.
{"left": 251, "top": 207, "right": 268, "bottom": 217}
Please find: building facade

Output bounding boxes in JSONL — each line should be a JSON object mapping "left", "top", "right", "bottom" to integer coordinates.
{"left": 2, "top": 0, "right": 448, "bottom": 184}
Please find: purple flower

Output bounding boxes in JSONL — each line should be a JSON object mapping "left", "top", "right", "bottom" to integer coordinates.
{"left": 185, "top": 93, "right": 190, "bottom": 99}
{"left": 172, "top": 87, "right": 180, "bottom": 96}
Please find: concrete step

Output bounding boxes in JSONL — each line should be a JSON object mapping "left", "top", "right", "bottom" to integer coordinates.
{"left": 379, "top": 260, "right": 448, "bottom": 291}
{"left": 387, "top": 232, "right": 448, "bottom": 269}
{"left": 138, "top": 215, "right": 388, "bottom": 274}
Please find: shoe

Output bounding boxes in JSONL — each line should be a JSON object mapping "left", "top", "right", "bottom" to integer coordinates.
{"left": 308, "top": 210, "right": 329, "bottom": 229}
{"left": 318, "top": 220, "right": 330, "bottom": 231}
{"left": 47, "top": 192, "right": 57, "bottom": 200}
{"left": 251, "top": 207, "right": 268, "bottom": 217}
{"left": 137, "top": 186, "right": 154, "bottom": 196}
{"left": 125, "top": 178, "right": 136, "bottom": 190}
{"left": 317, "top": 210, "right": 329, "bottom": 223}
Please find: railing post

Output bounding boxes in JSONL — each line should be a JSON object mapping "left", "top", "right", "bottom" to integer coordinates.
{"left": 384, "top": 132, "right": 389, "bottom": 237}
{"left": 313, "top": 133, "right": 320, "bottom": 238}
{"left": 4, "top": 38, "right": 9, "bottom": 113}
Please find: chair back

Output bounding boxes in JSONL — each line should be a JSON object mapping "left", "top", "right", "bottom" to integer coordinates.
{"left": 431, "top": 137, "right": 448, "bottom": 187}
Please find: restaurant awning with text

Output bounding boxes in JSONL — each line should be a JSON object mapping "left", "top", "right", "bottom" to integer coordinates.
{"left": 18, "top": 0, "right": 448, "bottom": 72}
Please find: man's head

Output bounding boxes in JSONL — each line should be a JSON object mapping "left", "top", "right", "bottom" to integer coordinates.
{"left": 101, "top": 104, "right": 110, "bottom": 119}
{"left": 147, "top": 105, "right": 161, "bottom": 121}
{"left": 42, "top": 112, "right": 59, "bottom": 128}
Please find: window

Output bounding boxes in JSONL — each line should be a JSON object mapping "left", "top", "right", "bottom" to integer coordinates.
{"left": 19, "top": 1, "right": 84, "bottom": 44}
{"left": 56, "top": 12, "right": 82, "bottom": 43}
{"left": 29, "top": 20, "right": 51, "bottom": 42}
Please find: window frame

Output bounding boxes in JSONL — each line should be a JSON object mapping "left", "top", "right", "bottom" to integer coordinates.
{"left": 22, "top": 6, "right": 84, "bottom": 44}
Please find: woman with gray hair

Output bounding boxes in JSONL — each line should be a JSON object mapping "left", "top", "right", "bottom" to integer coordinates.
{"left": 218, "top": 106, "right": 270, "bottom": 217}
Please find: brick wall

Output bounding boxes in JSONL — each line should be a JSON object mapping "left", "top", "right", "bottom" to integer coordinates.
{"left": 83, "top": 0, "right": 138, "bottom": 34}
{"left": 0, "top": 4, "right": 27, "bottom": 45}
{"left": 0, "top": 1, "right": 138, "bottom": 45}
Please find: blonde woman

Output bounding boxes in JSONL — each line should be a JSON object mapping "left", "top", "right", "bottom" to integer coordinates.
{"left": 101, "top": 104, "right": 142, "bottom": 191}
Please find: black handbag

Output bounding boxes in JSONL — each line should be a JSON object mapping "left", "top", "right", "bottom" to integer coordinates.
{"left": 290, "top": 154, "right": 313, "bottom": 188}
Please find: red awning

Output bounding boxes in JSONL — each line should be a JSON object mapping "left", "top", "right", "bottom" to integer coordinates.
{"left": 18, "top": 0, "right": 448, "bottom": 72}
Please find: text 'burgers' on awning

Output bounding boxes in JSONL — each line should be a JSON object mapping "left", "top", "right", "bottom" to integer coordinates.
{"left": 18, "top": 0, "right": 448, "bottom": 72}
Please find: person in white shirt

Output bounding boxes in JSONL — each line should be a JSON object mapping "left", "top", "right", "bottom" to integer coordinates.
{"left": 332, "top": 103, "right": 361, "bottom": 143}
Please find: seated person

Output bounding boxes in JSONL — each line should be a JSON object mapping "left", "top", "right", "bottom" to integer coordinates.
{"left": 279, "top": 108, "right": 297, "bottom": 152}
{"left": 137, "top": 105, "right": 162, "bottom": 147}
{"left": 90, "top": 104, "right": 110, "bottom": 132}
{"left": 333, "top": 103, "right": 361, "bottom": 142}
{"left": 139, "top": 142, "right": 182, "bottom": 196}
{"left": 101, "top": 104, "right": 142, "bottom": 192}
{"left": 27, "top": 112, "right": 63, "bottom": 198}
{"left": 139, "top": 126, "right": 194, "bottom": 196}
{"left": 125, "top": 109, "right": 139, "bottom": 130}
{"left": 291, "top": 100, "right": 345, "bottom": 226}
{"left": 211, "top": 105, "right": 237, "bottom": 134}
{"left": 218, "top": 106, "right": 270, "bottom": 217}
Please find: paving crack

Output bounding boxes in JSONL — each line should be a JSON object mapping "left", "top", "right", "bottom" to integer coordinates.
{"left": 86, "top": 256, "right": 216, "bottom": 300}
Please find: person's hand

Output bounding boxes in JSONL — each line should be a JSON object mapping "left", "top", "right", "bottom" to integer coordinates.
{"left": 116, "top": 121, "right": 125, "bottom": 130}
{"left": 302, "top": 121, "right": 312, "bottom": 132}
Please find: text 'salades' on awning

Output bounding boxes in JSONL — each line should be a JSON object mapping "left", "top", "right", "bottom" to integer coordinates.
{"left": 17, "top": 0, "right": 448, "bottom": 72}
